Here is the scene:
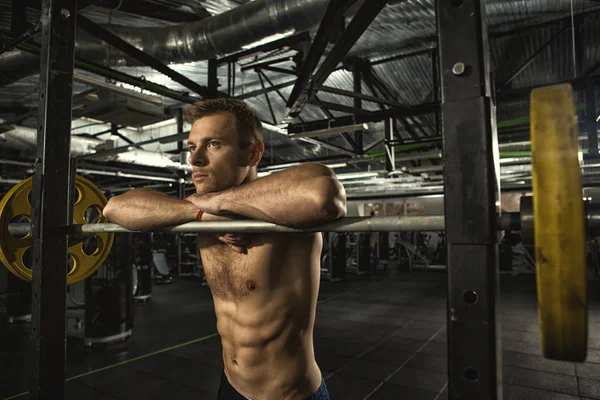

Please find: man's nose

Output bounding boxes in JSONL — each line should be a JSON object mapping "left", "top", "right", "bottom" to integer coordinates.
{"left": 189, "top": 149, "right": 206, "bottom": 166}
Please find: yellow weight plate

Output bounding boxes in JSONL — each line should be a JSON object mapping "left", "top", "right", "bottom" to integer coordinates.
{"left": 530, "top": 83, "right": 587, "bottom": 362}
{"left": 0, "top": 176, "right": 114, "bottom": 285}
{"left": 0, "top": 177, "right": 34, "bottom": 282}
{"left": 67, "top": 176, "right": 115, "bottom": 284}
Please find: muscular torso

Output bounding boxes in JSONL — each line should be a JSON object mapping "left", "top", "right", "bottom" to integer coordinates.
{"left": 198, "top": 232, "right": 324, "bottom": 400}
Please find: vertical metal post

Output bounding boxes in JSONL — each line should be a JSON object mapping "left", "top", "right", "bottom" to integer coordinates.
{"left": 586, "top": 85, "right": 598, "bottom": 158}
{"left": 110, "top": 123, "right": 118, "bottom": 142}
{"left": 384, "top": 117, "right": 395, "bottom": 172}
{"left": 68, "top": 158, "right": 78, "bottom": 223}
{"left": 432, "top": 49, "right": 441, "bottom": 136}
{"left": 353, "top": 62, "right": 363, "bottom": 153}
{"left": 176, "top": 108, "right": 185, "bottom": 278}
{"left": 122, "top": 231, "right": 134, "bottom": 328}
{"left": 30, "top": 1, "right": 77, "bottom": 399}
{"left": 436, "top": 0, "right": 501, "bottom": 399}
{"left": 232, "top": 62, "right": 236, "bottom": 97}
{"left": 574, "top": 14, "right": 584, "bottom": 78}
{"left": 208, "top": 59, "right": 218, "bottom": 98}
{"left": 227, "top": 62, "right": 232, "bottom": 96}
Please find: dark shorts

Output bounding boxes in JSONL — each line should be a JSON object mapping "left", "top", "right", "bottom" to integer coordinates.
{"left": 218, "top": 371, "right": 330, "bottom": 400}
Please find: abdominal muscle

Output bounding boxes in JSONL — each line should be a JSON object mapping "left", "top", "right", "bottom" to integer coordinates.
{"left": 199, "top": 232, "right": 324, "bottom": 400}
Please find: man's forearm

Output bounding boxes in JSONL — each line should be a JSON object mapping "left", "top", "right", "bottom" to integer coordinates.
{"left": 209, "top": 163, "right": 347, "bottom": 228}
{"left": 103, "top": 188, "right": 199, "bottom": 231}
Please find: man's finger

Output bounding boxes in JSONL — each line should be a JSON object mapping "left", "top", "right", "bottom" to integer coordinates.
{"left": 229, "top": 245, "right": 247, "bottom": 254}
{"left": 218, "top": 235, "right": 239, "bottom": 243}
{"left": 223, "top": 234, "right": 251, "bottom": 243}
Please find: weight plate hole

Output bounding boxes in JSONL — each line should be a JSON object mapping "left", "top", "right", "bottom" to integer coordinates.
{"left": 72, "top": 187, "right": 82, "bottom": 206}
{"left": 21, "top": 246, "right": 33, "bottom": 270}
{"left": 67, "top": 254, "right": 76, "bottom": 275}
{"left": 27, "top": 190, "right": 32, "bottom": 206}
{"left": 82, "top": 236, "right": 99, "bottom": 256}
{"left": 84, "top": 206, "right": 101, "bottom": 223}
{"left": 9, "top": 215, "right": 31, "bottom": 239}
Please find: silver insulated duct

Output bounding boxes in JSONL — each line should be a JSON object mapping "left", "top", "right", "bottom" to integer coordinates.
{"left": 0, "top": 125, "right": 190, "bottom": 170}
{"left": 0, "top": 0, "right": 330, "bottom": 86}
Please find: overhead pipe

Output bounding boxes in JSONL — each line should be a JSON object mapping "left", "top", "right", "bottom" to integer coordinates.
{"left": 0, "top": 125, "right": 189, "bottom": 171}
{"left": 72, "top": 74, "right": 165, "bottom": 106}
{"left": 0, "top": 0, "right": 331, "bottom": 86}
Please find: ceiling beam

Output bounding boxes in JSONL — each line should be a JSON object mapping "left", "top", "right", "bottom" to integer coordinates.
{"left": 315, "top": 85, "right": 411, "bottom": 108}
{"left": 288, "top": 101, "right": 438, "bottom": 133}
{"left": 287, "top": 0, "right": 389, "bottom": 116}
{"left": 235, "top": 79, "right": 296, "bottom": 100}
{"left": 286, "top": 0, "right": 359, "bottom": 112}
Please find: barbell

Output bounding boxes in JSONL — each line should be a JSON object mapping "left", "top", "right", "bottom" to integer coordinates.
{"left": 0, "top": 84, "right": 592, "bottom": 363}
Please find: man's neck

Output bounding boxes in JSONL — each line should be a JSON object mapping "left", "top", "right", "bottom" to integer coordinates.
{"left": 242, "top": 169, "right": 258, "bottom": 184}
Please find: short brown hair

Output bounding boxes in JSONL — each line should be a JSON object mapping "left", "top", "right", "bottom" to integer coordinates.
{"left": 186, "top": 98, "right": 263, "bottom": 148}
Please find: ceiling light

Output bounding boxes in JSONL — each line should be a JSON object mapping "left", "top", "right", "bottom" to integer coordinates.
{"left": 263, "top": 162, "right": 299, "bottom": 171}
{"left": 336, "top": 172, "right": 378, "bottom": 180}
{"left": 325, "top": 162, "right": 347, "bottom": 169}
{"left": 77, "top": 169, "right": 178, "bottom": 183}
{"left": 260, "top": 161, "right": 348, "bottom": 173}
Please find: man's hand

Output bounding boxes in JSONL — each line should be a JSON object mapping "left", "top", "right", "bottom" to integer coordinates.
{"left": 185, "top": 192, "right": 221, "bottom": 215}
{"left": 200, "top": 212, "right": 252, "bottom": 254}
{"left": 215, "top": 233, "right": 251, "bottom": 254}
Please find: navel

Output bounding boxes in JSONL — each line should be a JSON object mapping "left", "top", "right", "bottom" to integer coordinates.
{"left": 246, "top": 280, "right": 256, "bottom": 291}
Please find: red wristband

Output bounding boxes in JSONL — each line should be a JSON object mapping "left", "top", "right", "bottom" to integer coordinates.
{"left": 196, "top": 209, "right": 204, "bottom": 221}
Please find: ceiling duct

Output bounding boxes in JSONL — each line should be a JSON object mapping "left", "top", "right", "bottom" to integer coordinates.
{"left": 0, "top": 125, "right": 189, "bottom": 171}
{"left": 0, "top": 0, "right": 330, "bottom": 86}
{"left": 76, "top": 90, "right": 168, "bottom": 127}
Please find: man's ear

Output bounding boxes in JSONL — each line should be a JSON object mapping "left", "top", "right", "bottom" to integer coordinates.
{"left": 247, "top": 141, "right": 264, "bottom": 167}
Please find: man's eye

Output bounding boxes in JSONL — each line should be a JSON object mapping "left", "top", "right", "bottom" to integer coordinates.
{"left": 208, "top": 142, "right": 221, "bottom": 148}
{"left": 188, "top": 147, "right": 196, "bottom": 152}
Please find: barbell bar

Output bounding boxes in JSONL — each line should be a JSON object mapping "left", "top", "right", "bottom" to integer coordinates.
{"left": 6, "top": 213, "right": 521, "bottom": 236}
{"left": 6, "top": 202, "right": 600, "bottom": 236}
{"left": 0, "top": 83, "right": 592, "bottom": 363}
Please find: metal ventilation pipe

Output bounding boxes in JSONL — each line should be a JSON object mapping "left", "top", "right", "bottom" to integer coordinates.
{"left": 0, "top": 125, "right": 189, "bottom": 170}
{"left": 0, "top": 0, "right": 330, "bottom": 86}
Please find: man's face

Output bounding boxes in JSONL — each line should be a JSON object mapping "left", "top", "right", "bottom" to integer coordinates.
{"left": 187, "top": 112, "right": 257, "bottom": 195}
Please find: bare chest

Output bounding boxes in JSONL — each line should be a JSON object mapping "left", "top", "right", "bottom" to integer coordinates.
{"left": 197, "top": 234, "right": 270, "bottom": 299}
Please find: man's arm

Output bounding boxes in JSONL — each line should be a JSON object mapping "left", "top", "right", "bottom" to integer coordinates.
{"left": 190, "top": 163, "right": 347, "bottom": 229}
{"left": 102, "top": 188, "right": 199, "bottom": 231}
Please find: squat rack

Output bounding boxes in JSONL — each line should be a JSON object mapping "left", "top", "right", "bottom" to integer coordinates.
{"left": 21, "top": 0, "right": 499, "bottom": 398}
{"left": 437, "top": 1, "right": 501, "bottom": 397}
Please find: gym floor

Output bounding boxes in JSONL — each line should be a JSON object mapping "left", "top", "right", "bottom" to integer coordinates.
{"left": 1, "top": 267, "right": 600, "bottom": 400}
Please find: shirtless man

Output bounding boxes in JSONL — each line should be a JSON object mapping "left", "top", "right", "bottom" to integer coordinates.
{"left": 102, "top": 98, "right": 347, "bottom": 400}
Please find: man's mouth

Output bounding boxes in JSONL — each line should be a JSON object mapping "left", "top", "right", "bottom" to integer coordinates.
{"left": 193, "top": 173, "right": 208, "bottom": 182}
